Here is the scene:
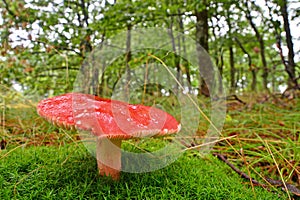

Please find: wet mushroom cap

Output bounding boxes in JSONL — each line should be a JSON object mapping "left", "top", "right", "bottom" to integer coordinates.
{"left": 37, "top": 92, "right": 181, "bottom": 180}
{"left": 37, "top": 93, "right": 180, "bottom": 138}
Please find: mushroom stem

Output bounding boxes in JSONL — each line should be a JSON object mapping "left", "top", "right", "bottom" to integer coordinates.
{"left": 96, "top": 138, "right": 122, "bottom": 180}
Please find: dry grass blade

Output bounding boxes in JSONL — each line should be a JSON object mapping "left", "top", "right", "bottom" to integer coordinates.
{"left": 181, "top": 135, "right": 237, "bottom": 152}
{"left": 149, "top": 54, "right": 244, "bottom": 160}
{"left": 237, "top": 136, "right": 256, "bottom": 196}
{"left": 265, "top": 141, "right": 292, "bottom": 200}
{"left": 0, "top": 144, "right": 26, "bottom": 160}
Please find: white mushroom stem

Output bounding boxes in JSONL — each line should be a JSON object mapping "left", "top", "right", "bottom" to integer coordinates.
{"left": 96, "top": 138, "right": 122, "bottom": 180}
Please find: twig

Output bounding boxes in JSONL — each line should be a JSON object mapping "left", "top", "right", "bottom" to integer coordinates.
{"left": 214, "top": 94, "right": 246, "bottom": 105}
{"left": 265, "top": 142, "right": 292, "bottom": 200}
{"left": 226, "top": 95, "right": 247, "bottom": 105}
{"left": 265, "top": 177, "right": 300, "bottom": 197}
{"left": 213, "top": 153, "right": 263, "bottom": 186}
{"left": 213, "top": 153, "right": 300, "bottom": 197}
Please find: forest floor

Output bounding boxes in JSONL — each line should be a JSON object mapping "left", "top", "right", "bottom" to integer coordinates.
{"left": 0, "top": 91, "right": 299, "bottom": 199}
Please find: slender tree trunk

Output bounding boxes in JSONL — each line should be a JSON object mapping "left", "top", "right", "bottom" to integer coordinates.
{"left": 178, "top": 8, "right": 192, "bottom": 91}
{"left": 168, "top": 20, "right": 181, "bottom": 95}
{"left": 280, "top": 0, "right": 298, "bottom": 88}
{"left": 240, "top": 68, "right": 245, "bottom": 89}
{"left": 219, "top": 50, "right": 224, "bottom": 77}
{"left": 77, "top": 0, "right": 95, "bottom": 94}
{"left": 229, "top": 46, "right": 235, "bottom": 93}
{"left": 244, "top": 0, "right": 268, "bottom": 91}
{"left": 210, "top": 15, "right": 223, "bottom": 94}
{"left": 234, "top": 37, "right": 256, "bottom": 91}
{"left": 214, "top": 46, "right": 224, "bottom": 94}
{"left": 226, "top": 9, "right": 236, "bottom": 93}
{"left": 260, "top": 40, "right": 268, "bottom": 90}
{"left": 251, "top": 70, "right": 257, "bottom": 91}
{"left": 218, "top": 51, "right": 224, "bottom": 93}
{"left": 195, "top": 4, "right": 209, "bottom": 51}
{"left": 195, "top": 0, "right": 210, "bottom": 97}
{"left": 125, "top": 24, "right": 132, "bottom": 98}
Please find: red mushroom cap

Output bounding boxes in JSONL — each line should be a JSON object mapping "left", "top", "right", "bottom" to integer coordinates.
{"left": 37, "top": 93, "right": 180, "bottom": 139}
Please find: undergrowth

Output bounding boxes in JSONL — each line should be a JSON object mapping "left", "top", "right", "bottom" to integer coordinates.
{"left": 0, "top": 89, "right": 299, "bottom": 199}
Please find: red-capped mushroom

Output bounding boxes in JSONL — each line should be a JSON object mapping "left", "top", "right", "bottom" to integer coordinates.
{"left": 37, "top": 93, "right": 180, "bottom": 180}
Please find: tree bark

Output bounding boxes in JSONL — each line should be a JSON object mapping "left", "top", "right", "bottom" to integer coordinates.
{"left": 244, "top": 0, "right": 268, "bottom": 91}
{"left": 125, "top": 24, "right": 132, "bottom": 98}
{"left": 195, "top": 0, "right": 210, "bottom": 97}
{"left": 229, "top": 46, "right": 236, "bottom": 93}
{"left": 178, "top": 8, "right": 192, "bottom": 91}
{"left": 168, "top": 19, "right": 181, "bottom": 95}
{"left": 195, "top": 3, "right": 209, "bottom": 51}
{"left": 280, "top": 0, "right": 298, "bottom": 88}
{"left": 234, "top": 37, "right": 256, "bottom": 91}
{"left": 226, "top": 10, "right": 236, "bottom": 93}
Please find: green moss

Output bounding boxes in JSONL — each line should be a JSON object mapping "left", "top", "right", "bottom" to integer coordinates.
{"left": 0, "top": 144, "right": 286, "bottom": 199}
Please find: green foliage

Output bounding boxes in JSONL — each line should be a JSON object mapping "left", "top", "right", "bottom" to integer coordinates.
{"left": 0, "top": 0, "right": 298, "bottom": 95}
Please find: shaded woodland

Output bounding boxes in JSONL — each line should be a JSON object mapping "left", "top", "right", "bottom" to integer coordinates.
{"left": 1, "top": 1, "right": 300, "bottom": 198}
{"left": 0, "top": 0, "right": 299, "bottom": 97}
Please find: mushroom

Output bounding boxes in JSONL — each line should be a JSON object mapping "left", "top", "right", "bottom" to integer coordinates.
{"left": 37, "top": 93, "right": 180, "bottom": 180}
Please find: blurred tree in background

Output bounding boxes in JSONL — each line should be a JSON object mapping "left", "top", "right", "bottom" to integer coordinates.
{"left": 0, "top": 0, "right": 299, "bottom": 97}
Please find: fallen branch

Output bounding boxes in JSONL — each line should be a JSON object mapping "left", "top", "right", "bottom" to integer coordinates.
{"left": 213, "top": 94, "right": 246, "bottom": 105}
{"left": 213, "top": 153, "right": 263, "bottom": 186}
{"left": 226, "top": 95, "right": 246, "bottom": 105}
{"left": 213, "top": 153, "right": 300, "bottom": 197}
{"left": 266, "top": 177, "right": 300, "bottom": 197}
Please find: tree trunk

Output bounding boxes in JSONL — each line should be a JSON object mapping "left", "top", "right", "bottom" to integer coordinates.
{"left": 210, "top": 13, "right": 223, "bottom": 94}
{"left": 229, "top": 46, "right": 235, "bottom": 93}
{"left": 280, "top": 0, "right": 298, "bottom": 88}
{"left": 234, "top": 37, "right": 256, "bottom": 91}
{"left": 195, "top": 4, "right": 209, "bottom": 51}
{"left": 168, "top": 20, "right": 181, "bottom": 95}
{"left": 244, "top": 0, "right": 268, "bottom": 91}
{"left": 251, "top": 70, "right": 257, "bottom": 91}
{"left": 125, "top": 24, "right": 132, "bottom": 98}
{"left": 195, "top": 0, "right": 210, "bottom": 97}
{"left": 178, "top": 8, "right": 192, "bottom": 91}
{"left": 225, "top": 9, "right": 236, "bottom": 93}
{"left": 260, "top": 40, "right": 268, "bottom": 90}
